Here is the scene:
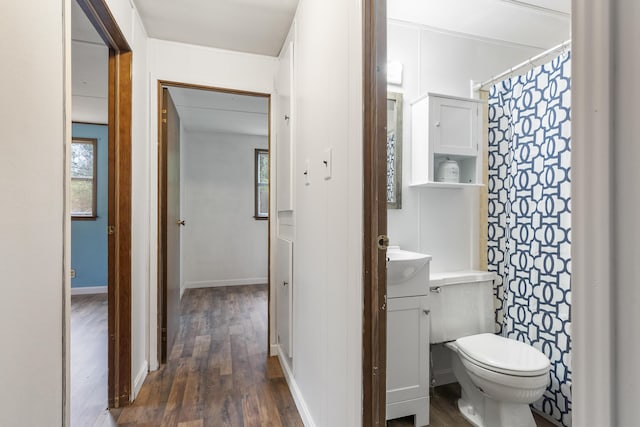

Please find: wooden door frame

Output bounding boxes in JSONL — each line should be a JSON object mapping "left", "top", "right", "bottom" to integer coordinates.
{"left": 156, "top": 80, "right": 272, "bottom": 362}
{"left": 75, "top": 0, "right": 132, "bottom": 409}
{"left": 362, "top": 0, "right": 388, "bottom": 425}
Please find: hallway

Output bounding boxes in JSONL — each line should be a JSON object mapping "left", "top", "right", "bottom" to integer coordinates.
{"left": 105, "top": 284, "right": 302, "bottom": 426}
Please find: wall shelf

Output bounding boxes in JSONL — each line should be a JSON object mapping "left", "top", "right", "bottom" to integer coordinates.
{"left": 410, "top": 182, "right": 484, "bottom": 190}
{"left": 411, "top": 93, "right": 486, "bottom": 187}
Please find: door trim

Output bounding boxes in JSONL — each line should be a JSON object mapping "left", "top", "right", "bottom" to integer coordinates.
{"left": 156, "top": 80, "right": 272, "bottom": 362}
{"left": 75, "top": 0, "right": 132, "bottom": 410}
{"left": 362, "top": 0, "right": 388, "bottom": 425}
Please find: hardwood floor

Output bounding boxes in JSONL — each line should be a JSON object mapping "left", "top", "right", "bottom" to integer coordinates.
{"left": 101, "top": 284, "right": 303, "bottom": 427}
{"left": 71, "top": 293, "right": 108, "bottom": 427}
{"left": 387, "top": 383, "right": 558, "bottom": 427}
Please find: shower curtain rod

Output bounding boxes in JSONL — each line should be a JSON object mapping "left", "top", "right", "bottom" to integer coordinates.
{"left": 474, "top": 39, "right": 571, "bottom": 91}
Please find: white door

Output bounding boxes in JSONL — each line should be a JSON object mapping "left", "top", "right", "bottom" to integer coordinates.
{"left": 276, "top": 238, "right": 293, "bottom": 357}
{"left": 430, "top": 96, "right": 479, "bottom": 157}
{"left": 276, "top": 41, "right": 294, "bottom": 211}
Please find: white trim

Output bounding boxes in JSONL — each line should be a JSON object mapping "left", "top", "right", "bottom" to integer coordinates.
{"left": 270, "top": 343, "right": 279, "bottom": 357}
{"left": 132, "top": 360, "right": 148, "bottom": 400}
{"left": 70, "top": 285, "right": 107, "bottom": 295}
{"left": 184, "top": 278, "right": 267, "bottom": 289}
{"left": 532, "top": 408, "right": 563, "bottom": 426}
{"left": 499, "top": 0, "right": 570, "bottom": 17}
{"left": 432, "top": 368, "right": 456, "bottom": 387}
{"left": 572, "top": 0, "right": 614, "bottom": 425}
{"left": 277, "top": 345, "right": 315, "bottom": 427}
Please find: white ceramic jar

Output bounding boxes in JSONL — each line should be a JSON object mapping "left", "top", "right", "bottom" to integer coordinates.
{"left": 436, "top": 159, "right": 460, "bottom": 183}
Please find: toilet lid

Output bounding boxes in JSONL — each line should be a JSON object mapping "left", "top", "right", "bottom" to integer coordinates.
{"left": 456, "top": 334, "right": 550, "bottom": 376}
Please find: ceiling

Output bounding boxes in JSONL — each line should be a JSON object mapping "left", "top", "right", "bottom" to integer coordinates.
{"left": 71, "top": 0, "right": 108, "bottom": 124}
{"left": 388, "top": 0, "right": 570, "bottom": 49}
{"left": 132, "top": 0, "right": 299, "bottom": 56}
{"left": 71, "top": 0, "right": 569, "bottom": 126}
{"left": 168, "top": 87, "right": 269, "bottom": 136}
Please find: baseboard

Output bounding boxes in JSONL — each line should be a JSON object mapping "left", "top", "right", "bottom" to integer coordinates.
{"left": 277, "top": 346, "right": 315, "bottom": 427}
{"left": 270, "top": 344, "right": 279, "bottom": 357}
{"left": 132, "top": 360, "right": 148, "bottom": 400}
{"left": 531, "top": 408, "right": 563, "bottom": 426}
{"left": 185, "top": 278, "right": 267, "bottom": 288}
{"left": 71, "top": 285, "right": 107, "bottom": 295}
{"left": 433, "top": 368, "right": 456, "bottom": 387}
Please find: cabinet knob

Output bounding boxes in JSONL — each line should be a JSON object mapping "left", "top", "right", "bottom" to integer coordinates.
{"left": 283, "top": 281, "right": 288, "bottom": 286}
{"left": 435, "top": 121, "right": 441, "bottom": 127}
{"left": 423, "top": 309, "right": 430, "bottom": 315}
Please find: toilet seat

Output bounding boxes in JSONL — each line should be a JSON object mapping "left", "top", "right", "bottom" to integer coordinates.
{"left": 455, "top": 333, "right": 550, "bottom": 377}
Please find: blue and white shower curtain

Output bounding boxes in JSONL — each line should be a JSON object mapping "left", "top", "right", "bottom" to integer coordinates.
{"left": 487, "top": 53, "right": 572, "bottom": 426}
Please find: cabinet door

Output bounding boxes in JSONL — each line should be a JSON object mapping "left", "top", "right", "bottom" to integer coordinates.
{"left": 386, "top": 296, "right": 430, "bottom": 405}
{"left": 276, "top": 238, "right": 293, "bottom": 357}
{"left": 276, "top": 41, "right": 294, "bottom": 211}
{"left": 430, "top": 96, "right": 479, "bottom": 156}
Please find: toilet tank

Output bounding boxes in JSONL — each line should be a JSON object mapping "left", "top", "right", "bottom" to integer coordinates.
{"left": 430, "top": 271, "right": 496, "bottom": 344}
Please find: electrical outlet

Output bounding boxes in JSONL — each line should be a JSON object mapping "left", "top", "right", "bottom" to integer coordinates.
{"left": 70, "top": 269, "right": 76, "bottom": 279}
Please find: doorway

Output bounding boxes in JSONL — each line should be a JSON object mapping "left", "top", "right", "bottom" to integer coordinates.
{"left": 157, "top": 81, "right": 273, "bottom": 364}
{"left": 67, "top": 0, "right": 133, "bottom": 424}
{"left": 364, "top": 1, "right": 572, "bottom": 426}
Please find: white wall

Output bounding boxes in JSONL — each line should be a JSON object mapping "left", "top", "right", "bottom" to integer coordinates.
{"left": 277, "top": 0, "right": 363, "bottom": 425}
{"left": 182, "top": 131, "right": 268, "bottom": 290}
{"left": 386, "top": 20, "right": 543, "bottom": 273}
{"left": 147, "top": 38, "right": 278, "bottom": 370}
{"left": 129, "top": 8, "right": 151, "bottom": 398}
{"left": 0, "top": 1, "right": 68, "bottom": 425}
{"left": 71, "top": 40, "right": 108, "bottom": 124}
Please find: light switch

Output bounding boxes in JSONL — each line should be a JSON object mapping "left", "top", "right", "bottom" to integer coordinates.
{"left": 304, "top": 159, "right": 311, "bottom": 186}
{"left": 322, "top": 148, "right": 332, "bottom": 180}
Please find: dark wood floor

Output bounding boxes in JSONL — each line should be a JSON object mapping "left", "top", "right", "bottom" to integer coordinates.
{"left": 387, "top": 383, "right": 557, "bottom": 427}
{"left": 71, "top": 293, "right": 108, "bottom": 427}
{"left": 101, "top": 284, "right": 303, "bottom": 427}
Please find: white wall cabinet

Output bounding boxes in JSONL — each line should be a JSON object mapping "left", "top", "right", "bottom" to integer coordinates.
{"left": 276, "top": 238, "right": 293, "bottom": 358}
{"left": 276, "top": 41, "right": 294, "bottom": 211}
{"left": 411, "top": 93, "right": 484, "bottom": 187}
{"left": 386, "top": 295, "right": 430, "bottom": 426}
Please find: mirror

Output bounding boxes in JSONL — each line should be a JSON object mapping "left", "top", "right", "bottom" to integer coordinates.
{"left": 387, "top": 92, "right": 403, "bottom": 209}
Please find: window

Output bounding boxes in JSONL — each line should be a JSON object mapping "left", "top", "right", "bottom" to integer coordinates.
{"left": 71, "top": 138, "right": 97, "bottom": 219}
{"left": 254, "top": 149, "right": 269, "bottom": 219}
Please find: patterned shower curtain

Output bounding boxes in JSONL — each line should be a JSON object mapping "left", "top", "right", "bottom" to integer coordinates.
{"left": 487, "top": 53, "right": 572, "bottom": 426}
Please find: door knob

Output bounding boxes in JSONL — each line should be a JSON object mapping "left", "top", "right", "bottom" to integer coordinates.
{"left": 177, "top": 220, "right": 186, "bottom": 226}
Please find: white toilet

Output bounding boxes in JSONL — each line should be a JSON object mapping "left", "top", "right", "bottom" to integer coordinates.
{"left": 430, "top": 271, "right": 551, "bottom": 427}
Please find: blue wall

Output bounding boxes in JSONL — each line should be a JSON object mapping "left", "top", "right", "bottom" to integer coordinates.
{"left": 71, "top": 123, "right": 108, "bottom": 288}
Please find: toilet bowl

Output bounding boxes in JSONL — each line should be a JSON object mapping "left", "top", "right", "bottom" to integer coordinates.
{"left": 446, "top": 334, "right": 550, "bottom": 427}
{"left": 429, "top": 272, "right": 551, "bottom": 427}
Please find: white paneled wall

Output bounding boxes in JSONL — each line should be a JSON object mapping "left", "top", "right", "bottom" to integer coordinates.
{"left": 387, "top": 20, "right": 543, "bottom": 273}
{"left": 275, "top": 0, "right": 363, "bottom": 425}
{"left": 0, "top": 2, "right": 67, "bottom": 425}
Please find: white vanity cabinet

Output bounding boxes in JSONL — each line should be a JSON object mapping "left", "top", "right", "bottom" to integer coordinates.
{"left": 386, "top": 247, "right": 431, "bottom": 426}
{"left": 386, "top": 295, "right": 430, "bottom": 426}
{"left": 411, "top": 93, "right": 484, "bottom": 187}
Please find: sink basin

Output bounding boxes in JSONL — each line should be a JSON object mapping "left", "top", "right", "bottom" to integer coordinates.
{"left": 387, "top": 247, "right": 432, "bottom": 285}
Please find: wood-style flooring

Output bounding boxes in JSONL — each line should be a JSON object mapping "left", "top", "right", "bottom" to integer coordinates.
{"left": 387, "top": 383, "right": 558, "bottom": 427}
{"left": 71, "top": 293, "right": 109, "bottom": 427}
{"left": 100, "top": 284, "right": 303, "bottom": 427}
